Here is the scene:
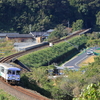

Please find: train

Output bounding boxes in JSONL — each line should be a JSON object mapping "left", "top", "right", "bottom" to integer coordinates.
{"left": 0, "top": 63, "right": 21, "bottom": 84}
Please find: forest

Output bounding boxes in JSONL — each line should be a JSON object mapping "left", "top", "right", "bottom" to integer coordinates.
{"left": 0, "top": 0, "right": 100, "bottom": 33}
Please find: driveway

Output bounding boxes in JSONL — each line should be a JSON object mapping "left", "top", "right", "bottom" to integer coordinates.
{"left": 58, "top": 47, "right": 99, "bottom": 70}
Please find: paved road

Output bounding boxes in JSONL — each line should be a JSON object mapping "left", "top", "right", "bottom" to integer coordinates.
{"left": 59, "top": 47, "right": 98, "bottom": 70}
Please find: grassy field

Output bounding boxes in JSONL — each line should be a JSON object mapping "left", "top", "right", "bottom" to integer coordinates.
{"left": 79, "top": 49, "right": 100, "bottom": 67}
{"left": 0, "top": 39, "right": 17, "bottom": 57}
{"left": 94, "top": 50, "right": 100, "bottom": 53}
{"left": 79, "top": 55, "right": 96, "bottom": 67}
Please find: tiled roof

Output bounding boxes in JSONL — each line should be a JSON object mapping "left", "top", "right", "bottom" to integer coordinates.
{"left": 0, "top": 33, "right": 19, "bottom": 37}
{"left": 0, "top": 34, "right": 6, "bottom": 36}
{"left": 7, "top": 34, "right": 33, "bottom": 38}
{"left": 0, "top": 33, "right": 19, "bottom": 34}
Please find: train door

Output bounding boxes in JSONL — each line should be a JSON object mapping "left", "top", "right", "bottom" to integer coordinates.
{"left": 15, "top": 70, "right": 20, "bottom": 82}
{"left": 12, "top": 70, "right": 16, "bottom": 80}
{"left": 7, "top": 70, "right": 12, "bottom": 81}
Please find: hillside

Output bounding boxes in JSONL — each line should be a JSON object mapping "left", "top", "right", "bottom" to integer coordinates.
{"left": 0, "top": 0, "right": 100, "bottom": 33}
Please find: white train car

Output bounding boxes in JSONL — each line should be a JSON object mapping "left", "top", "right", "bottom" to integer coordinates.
{"left": 0, "top": 63, "right": 21, "bottom": 84}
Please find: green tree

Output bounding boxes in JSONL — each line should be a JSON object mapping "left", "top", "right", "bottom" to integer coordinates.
{"left": 96, "top": 11, "right": 100, "bottom": 30}
{"left": 72, "top": 19, "right": 83, "bottom": 32}
{"left": 73, "top": 83, "right": 100, "bottom": 100}
{"left": 48, "top": 24, "right": 68, "bottom": 40}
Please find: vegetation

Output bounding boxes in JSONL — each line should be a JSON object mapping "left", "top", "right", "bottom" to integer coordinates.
{"left": 48, "top": 24, "right": 68, "bottom": 41}
{"left": 0, "top": 0, "right": 100, "bottom": 33}
{"left": 72, "top": 19, "right": 83, "bottom": 32}
{"left": 86, "top": 32, "right": 100, "bottom": 47}
{"left": 73, "top": 83, "right": 100, "bottom": 100}
{"left": 19, "top": 32, "right": 100, "bottom": 99}
{"left": 19, "top": 35, "right": 87, "bottom": 68}
{"left": 0, "top": 0, "right": 100, "bottom": 99}
{"left": 0, "top": 89, "right": 18, "bottom": 100}
{"left": 1, "top": 32, "right": 100, "bottom": 99}
{"left": 0, "top": 39, "right": 17, "bottom": 57}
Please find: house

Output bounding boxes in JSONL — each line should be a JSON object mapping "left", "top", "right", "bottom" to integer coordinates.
{"left": 6, "top": 34, "right": 34, "bottom": 42}
{"left": 29, "top": 29, "right": 54, "bottom": 39}
{"left": 29, "top": 32, "right": 49, "bottom": 37}
{"left": 29, "top": 32, "right": 51, "bottom": 40}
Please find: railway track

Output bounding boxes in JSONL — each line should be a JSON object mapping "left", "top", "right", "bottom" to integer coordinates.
{"left": 0, "top": 44, "right": 49, "bottom": 63}
{"left": 0, "top": 29, "right": 86, "bottom": 63}
{"left": 52, "top": 29, "right": 85, "bottom": 44}
{"left": 0, "top": 29, "right": 88, "bottom": 100}
{"left": 0, "top": 78, "right": 50, "bottom": 100}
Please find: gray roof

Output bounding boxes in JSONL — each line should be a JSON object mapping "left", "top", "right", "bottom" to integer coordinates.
{"left": 7, "top": 34, "right": 33, "bottom": 38}
{"left": 0, "top": 34, "right": 7, "bottom": 36}
{"left": 0, "top": 33, "right": 19, "bottom": 37}
{"left": 30, "top": 32, "right": 48, "bottom": 37}
{"left": 47, "top": 29, "right": 54, "bottom": 33}
{"left": 0, "top": 33, "right": 19, "bottom": 34}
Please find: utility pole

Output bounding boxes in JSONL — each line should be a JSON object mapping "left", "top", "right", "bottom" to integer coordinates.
{"left": 66, "top": 40, "right": 78, "bottom": 50}
{"left": 68, "top": 21, "right": 69, "bottom": 28}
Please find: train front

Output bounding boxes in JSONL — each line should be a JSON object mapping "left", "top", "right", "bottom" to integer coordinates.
{"left": 7, "top": 67, "right": 21, "bottom": 84}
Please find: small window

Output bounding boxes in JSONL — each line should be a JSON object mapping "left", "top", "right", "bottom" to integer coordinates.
{"left": 1, "top": 67, "right": 4, "bottom": 73}
{"left": 16, "top": 71, "right": 20, "bottom": 75}
{"left": 7, "top": 70, "right": 11, "bottom": 74}
{"left": 12, "top": 71, "right": 15, "bottom": 75}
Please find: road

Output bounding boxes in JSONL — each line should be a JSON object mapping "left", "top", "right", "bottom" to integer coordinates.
{"left": 58, "top": 47, "right": 98, "bottom": 70}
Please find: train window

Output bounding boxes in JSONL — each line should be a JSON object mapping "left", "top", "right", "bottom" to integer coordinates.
{"left": 12, "top": 71, "right": 15, "bottom": 75}
{"left": 7, "top": 70, "right": 11, "bottom": 74}
{"left": 1, "top": 67, "right": 4, "bottom": 73}
{"left": 16, "top": 71, "right": 20, "bottom": 75}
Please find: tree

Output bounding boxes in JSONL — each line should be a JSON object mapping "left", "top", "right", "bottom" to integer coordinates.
{"left": 72, "top": 19, "right": 83, "bottom": 32}
{"left": 96, "top": 11, "right": 100, "bottom": 30}
{"left": 48, "top": 24, "right": 68, "bottom": 40}
{"left": 73, "top": 83, "right": 100, "bottom": 100}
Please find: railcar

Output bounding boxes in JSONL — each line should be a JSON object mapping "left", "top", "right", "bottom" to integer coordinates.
{"left": 0, "top": 63, "right": 21, "bottom": 84}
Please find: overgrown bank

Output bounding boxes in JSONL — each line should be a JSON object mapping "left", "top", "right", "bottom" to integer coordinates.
{"left": 19, "top": 35, "right": 88, "bottom": 99}
{"left": 18, "top": 34, "right": 100, "bottom": 100}
{"left": 19, "top": 35, "right": 87, "bottom": 68}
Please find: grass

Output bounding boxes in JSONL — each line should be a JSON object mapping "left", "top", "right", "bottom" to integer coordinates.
{"left": 0, "top": 39, "right": 17, "bottom": 57}
{"left": 79, "top": 55, "right": 96, "bottom": 67}
{"left": 0, "top": 89, "right": 18, "bottom": 100}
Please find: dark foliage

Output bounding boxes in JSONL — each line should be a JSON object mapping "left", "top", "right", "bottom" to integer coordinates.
{"left": 0, "top": 0, "right": 99, "bottom": 33}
